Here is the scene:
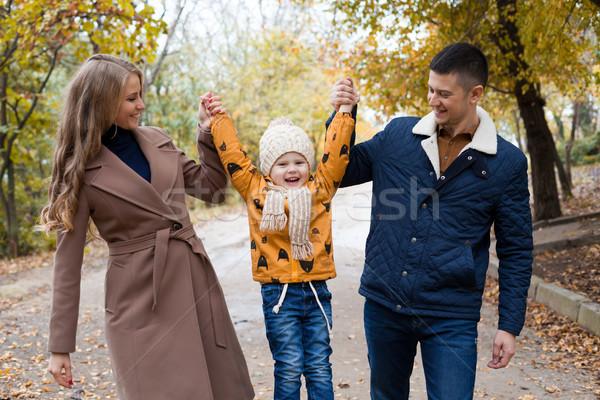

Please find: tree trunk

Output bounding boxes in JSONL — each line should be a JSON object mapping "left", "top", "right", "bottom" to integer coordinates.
{"left": 516, "top": 84, "right": 562, "bottom": 220}
{"left": 0, "top": 70, "right": 20, "bottom": 257}
{"left": 495, "top": 0, "right": 561, "bottom": 221}
{"left": 513, "top": 108, "right": 523, "bottom": 152}
{"left": 6, "top": 159, "right": 19, "bottom": 257}
{"left": 565, "top": 101, "right": 580, "bottom": 188}
{"left": 552, "top": 111, "right": 565, "bottom": 141}
{"left": 588, "top": 0, "right": 600, "bottom": 9}
{"left": 551, "top": 136, "right": 572, "bottom": 200}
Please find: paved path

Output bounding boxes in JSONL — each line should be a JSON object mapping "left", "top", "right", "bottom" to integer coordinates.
{"left": 531, "top": 212, "right": 600, "bottom": 255}
{"left": 1, "top": 182, "right": 599, "bottom": 399}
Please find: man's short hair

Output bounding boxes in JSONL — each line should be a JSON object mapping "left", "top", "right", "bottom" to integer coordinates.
{"left": 429, "top": 43, "right": 488, "bottom": 91}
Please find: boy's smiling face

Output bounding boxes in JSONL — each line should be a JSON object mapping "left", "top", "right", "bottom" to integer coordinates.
{"left": 269, "top": 152, "right": 310, "bottom": 189}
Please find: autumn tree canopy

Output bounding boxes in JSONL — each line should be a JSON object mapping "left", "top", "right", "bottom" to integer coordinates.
{"left": 316, "top": 0, "right": 600, "bottom": 221}
{"left": 0, "top": 0, "right": 166, "bottom": 257}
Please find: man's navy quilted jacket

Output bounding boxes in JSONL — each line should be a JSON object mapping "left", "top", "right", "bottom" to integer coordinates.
{"left": 330, "top": 107, "right": 533, "bottom": 335}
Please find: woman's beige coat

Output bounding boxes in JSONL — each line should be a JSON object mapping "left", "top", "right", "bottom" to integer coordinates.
{"left": 47, "top": 126, "right": 254, "bottom": 400}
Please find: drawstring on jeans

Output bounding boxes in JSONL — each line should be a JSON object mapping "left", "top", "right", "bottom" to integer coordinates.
{"left": 272, "top": 283, "right": 289, "bottom": 314}
{"left": 271, "top": 282, "right": 333, "bottom": 339}
{"left": 308, "top": 281, "right": 333, "bottom": 339}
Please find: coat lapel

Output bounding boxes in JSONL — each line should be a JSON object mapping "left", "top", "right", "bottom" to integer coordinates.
{"left": 133, "top": 127, "right": 179, "bottom": 204}
{"left": 86, "top": 127, "right": 180, "bottom": 221}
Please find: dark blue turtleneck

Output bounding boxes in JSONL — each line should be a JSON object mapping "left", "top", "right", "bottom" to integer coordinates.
{"left": 101, "top": 125, "right": 151, "bottom": 183}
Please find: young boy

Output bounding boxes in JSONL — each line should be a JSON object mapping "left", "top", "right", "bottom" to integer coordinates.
{"left": 200, "top": 84, "right": 358, "bottom": 400}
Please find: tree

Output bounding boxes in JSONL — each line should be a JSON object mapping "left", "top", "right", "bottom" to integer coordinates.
{"left": 564, "top": 101, "right": 581, "bottom": 189}
{"left": 493, "top": 0, "right": 562, "bottom": 220}
{"left": 0, "top": 0, "right": 166, "bottom": 257}
{"left": 142, "top": 0, "right": 190, "bottom": 97}
{"left": 222, "top": 29, "right": 335, "bottom": 166}
{"left": 144, "top": 0, "right": 344, "bottom": 163}
{"left": 313, "top": 0, "right": 600, "bottom": 221}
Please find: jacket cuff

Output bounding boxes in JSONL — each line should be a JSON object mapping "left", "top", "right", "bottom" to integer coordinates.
{"left": 209, "top": 113, "right": 229, "bottom": 129}
{"left": 196, "top": 123, "right": 212, "bottom": 135}
{"left": 498, "top": 321, "right": 523, "bottom": 336}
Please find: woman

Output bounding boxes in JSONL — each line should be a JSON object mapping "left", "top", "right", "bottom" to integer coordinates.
{"left": 39, "top": 54, "right": 254, "bottom": 400}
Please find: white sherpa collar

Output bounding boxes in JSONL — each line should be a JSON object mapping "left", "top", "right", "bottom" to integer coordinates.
{"left": 413, "top": 106, "right": 498, "bottom": 178}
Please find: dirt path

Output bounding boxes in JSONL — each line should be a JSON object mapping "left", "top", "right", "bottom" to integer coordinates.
{"left": 1, "top": 182, "right": 598, "bottom": 399}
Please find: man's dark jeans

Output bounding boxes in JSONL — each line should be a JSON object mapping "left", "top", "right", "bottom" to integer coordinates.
{"left": 364, "top": 299, "right": 478, "bottom": 400}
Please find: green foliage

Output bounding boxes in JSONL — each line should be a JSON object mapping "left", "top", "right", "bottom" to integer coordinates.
{"left": 570, "top": 130, "right": 600, "bottom": 165}
{"left": 222, "top": 29, "right": 334, "bottom": 167}
{"left": 143, "top": 25, "right": 339, "bottom": 208}
{"left": 313, "top": 0, "right": 600, "bottom": 122}
{"left": 144, "top": 25, "right": 337, "bottom": 174}
{"left": 0, "top": 0, "right": 166, "bottom": 256}
{"left": 139, "top": 0, "right": 363, "bottom": 211}
{"left": 143, "top": 41, "right": 208, "bottom": 156}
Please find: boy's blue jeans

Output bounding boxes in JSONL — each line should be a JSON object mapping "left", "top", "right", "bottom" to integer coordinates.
{"left": 261, "top": 281, "right": 334, "bottom": 400}
{"left": 364, "top": 299, "right": 478, "bottom": 400}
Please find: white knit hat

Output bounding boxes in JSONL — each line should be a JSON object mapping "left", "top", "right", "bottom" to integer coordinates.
{"left": 259, "top": 117, "right": 314, "bottom": 175}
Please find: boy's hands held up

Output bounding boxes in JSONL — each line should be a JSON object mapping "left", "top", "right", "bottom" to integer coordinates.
{"left": 331, "top": 77, "right": 360, "bottom": 113}
{"left": 198, "top": 92, "right": 227, "bottom": 132}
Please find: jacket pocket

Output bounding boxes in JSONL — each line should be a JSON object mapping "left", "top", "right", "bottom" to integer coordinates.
{"left": 312, "top": 281, "right": 333, "bottom": 302}
{"left": 105, "top": 261, "right": 125, "bottom": 314}
{"left": 424, "top": 237, "right": 477, "bottom": 291}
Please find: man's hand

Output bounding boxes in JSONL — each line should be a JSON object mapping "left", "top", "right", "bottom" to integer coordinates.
{"left": 330, "top": 77, "right": 360, "bottom": 112}
{"left": 487, "top": 329, "right": 516, "bottom": 369}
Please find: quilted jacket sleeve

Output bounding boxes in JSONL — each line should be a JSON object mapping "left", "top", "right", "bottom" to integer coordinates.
{"left": 494, "top": 154, "right": 533, "bottom": 335}
{"left": 340, "top": 126, "right": 386, "bottom": 188}
{"left": 326, "top": 107, "right": 392, "bottom": 188}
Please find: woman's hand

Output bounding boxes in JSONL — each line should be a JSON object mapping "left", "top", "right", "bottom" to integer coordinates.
{"left": 48, "top": 352, "right": 73, "bottom": 388}
{"left": 198, "top": 92, "right": 213, "bottom": 131}
{"left": 330, "top": 77, "right": 360, "bottom": 113}
{"left": 198, "top": 92, "right": 228, "bottom": 132}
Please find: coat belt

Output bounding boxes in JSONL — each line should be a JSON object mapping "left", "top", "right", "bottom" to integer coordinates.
{"left": 107, "top": 224, "right": 227, "bottom": 348}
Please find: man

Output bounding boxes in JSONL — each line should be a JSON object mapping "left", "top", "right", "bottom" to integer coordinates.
{"left": 329, "top": 43, "right": 533, "bottom": 399}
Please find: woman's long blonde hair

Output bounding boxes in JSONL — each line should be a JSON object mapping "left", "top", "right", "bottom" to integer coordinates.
{"left": 39, "top": 54, "right": 143, "bottom": 234}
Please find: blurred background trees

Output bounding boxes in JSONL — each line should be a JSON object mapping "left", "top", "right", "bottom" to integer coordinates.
{"left": 0, "top": 0, "right": 166, "bottom": 257}
{"left": 311, "top": 0, "right": 599, "bottom": 221}
{"left": 0, "top": 0, "right": 599, "bottom": 257}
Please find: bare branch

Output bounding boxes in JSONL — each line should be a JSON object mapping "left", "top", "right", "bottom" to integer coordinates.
{"left": 7, "top": 101, "right": 21, "bottom": 126}
{"left": 144, "top": 0, "right": 187, "bottom": 93}
{"left": 0, "top": 34, "right": 20, "bottom": 71}
{"left": 18, "top": 45, "right": 61, "bottom": 130}
{"left": 487, "top": 84, "right": 512, "bottom": 95}
{"left": 0, "top": 0, "right": 15, "bottom": 17}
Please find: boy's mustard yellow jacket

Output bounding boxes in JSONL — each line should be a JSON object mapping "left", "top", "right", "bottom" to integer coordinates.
{"left": 210, "top": 112, "right": 355, "bottom": 284}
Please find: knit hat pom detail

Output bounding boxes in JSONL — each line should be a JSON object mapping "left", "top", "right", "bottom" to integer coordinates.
{"left": 267, "top": 117, "right": 295, "bottom": 128}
